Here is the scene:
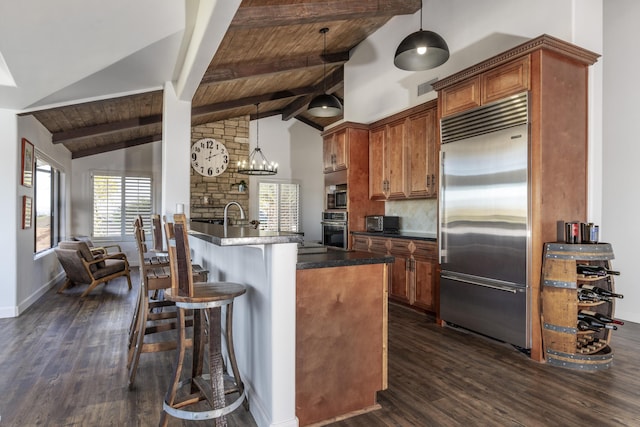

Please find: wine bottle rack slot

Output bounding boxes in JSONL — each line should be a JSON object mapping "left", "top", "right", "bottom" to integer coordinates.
{"left": 541, "top": 242, "right": 621, "bottom": 370}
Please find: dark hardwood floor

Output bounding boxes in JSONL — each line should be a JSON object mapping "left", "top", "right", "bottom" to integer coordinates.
{"left": 1, "top": 270, "right": 638, "bottom": 426}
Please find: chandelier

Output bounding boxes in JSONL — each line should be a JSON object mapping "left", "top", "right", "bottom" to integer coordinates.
{"left": 238, "top": 103, "right": 278, "bottom": 175}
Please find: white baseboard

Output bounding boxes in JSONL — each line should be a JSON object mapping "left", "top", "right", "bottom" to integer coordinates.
{"left": 16, "top": 272, "right": 65, "bottom": 316}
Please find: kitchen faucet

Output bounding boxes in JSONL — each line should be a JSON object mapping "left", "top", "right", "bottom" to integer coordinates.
{"left": 223, "top": 201, "right": 245, "bottom": 227}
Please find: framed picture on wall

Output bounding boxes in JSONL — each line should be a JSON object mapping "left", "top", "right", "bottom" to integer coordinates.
{"left": 22, "top": 196, "right": 32, "bottom": 229}
{"left": 21, "top": 138, "right": 34, "bottom": 187}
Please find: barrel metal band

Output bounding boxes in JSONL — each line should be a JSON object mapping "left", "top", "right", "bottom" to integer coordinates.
{"left": 546, "top": 356, "right": 612, "bottom": 371}
{"left": 544, "top": 243, "right": 614, "bottom": 260}
{"left": 543, "top": 322, "right": 576, "bottom": 334}
{"left": 543, "top": 279, "right": 576, "bottom": 289}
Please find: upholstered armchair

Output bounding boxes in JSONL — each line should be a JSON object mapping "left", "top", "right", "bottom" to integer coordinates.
{"left": 55, "top": 240, "right": 132, "bottom": 297}
{"left": 72, "top": 235, "right": 123, "bottom": 256}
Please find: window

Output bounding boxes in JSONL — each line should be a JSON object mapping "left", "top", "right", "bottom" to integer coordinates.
{"left": 93, "top": 174, "right": 152, "bottom": 237}
{"left": 257, "top": 181, "right": 300, "bottom": 232}
{"left": 34, "top": 156, "right": 62, "bottom": 252}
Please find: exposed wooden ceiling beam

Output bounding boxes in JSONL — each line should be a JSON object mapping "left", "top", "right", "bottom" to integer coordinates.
{"left": 230, "top": 0, "right": 421, "bottom": 29}
{"left": 191, "top": 85, "right": 317, "bottom": 118}
{"left": 281, "top": 66, "right": 344, "bottom": 121}
{"left": 52, "top": 115, "right": 162, "bottom": 144}
{"left": 71, "top": 134, "right": 162, "bottom": 159}
{"left": 294, "top": 115, "right": 325, "bottom": 132}
{"left": 54, "top": 85, "right": 322, "bottom": 143}
{"left": 201, "top": 51, "right": 350, "bottom": 85}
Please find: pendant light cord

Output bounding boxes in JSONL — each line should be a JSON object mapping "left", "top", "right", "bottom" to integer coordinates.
{"left": 321, "top": 28, "right": 328, "bottom": 93}
{"left": 255, "top": 103, "right": 260, "bottom": 148}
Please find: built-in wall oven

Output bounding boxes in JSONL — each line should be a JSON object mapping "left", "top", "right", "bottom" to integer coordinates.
{"left": 321, "top": 211, "right": 348, "bottom": 249}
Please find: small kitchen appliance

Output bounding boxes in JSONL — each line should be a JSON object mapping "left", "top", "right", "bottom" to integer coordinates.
{"left": 365, "top": 215, "right": 400, "bottom": 233}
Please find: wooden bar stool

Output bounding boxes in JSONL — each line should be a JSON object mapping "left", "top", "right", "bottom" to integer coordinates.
{"left": 159, "top": 214, "right": 248, "bottom": 427}
{"left": 127, "top": 218, "right": 208, "bottom": 389}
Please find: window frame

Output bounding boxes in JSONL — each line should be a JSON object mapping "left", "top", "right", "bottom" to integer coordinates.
{"left": 33, "top": 153, "right": 62, "bottom": 254}
{"left": 256, "top": 179, "right": 301, "bottom": 233}
{"left": 91, "top": 172, "right": 153, "bottom": 238}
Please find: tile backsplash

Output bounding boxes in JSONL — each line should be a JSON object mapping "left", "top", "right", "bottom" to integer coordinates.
{"left": 385, "top": 199, "right": 437, "bottom": 233}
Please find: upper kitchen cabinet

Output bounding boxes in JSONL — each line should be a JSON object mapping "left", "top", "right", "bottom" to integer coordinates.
{"left": 323, "top": 128, "right": 348, "bottom": 172}
{"left": 369, "top": 100, "right": 438, "bottom": 201}
{"left": 439, "top": 56, "right": 530, "bottom": 118}
{"left": 433, "top": 34, "right": 600, "bottom": 362}
{"left": 406, "top": 107, "right": 438, "bottom": 198}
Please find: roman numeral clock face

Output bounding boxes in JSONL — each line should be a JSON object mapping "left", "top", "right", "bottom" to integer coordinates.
{"left": 191, "top": 138, "right": 229, "bottom": 177}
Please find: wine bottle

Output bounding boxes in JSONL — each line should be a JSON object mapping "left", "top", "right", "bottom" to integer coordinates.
{"left": 576, "top": 264, "right": 620, "bottom": 276}
{"left": 577, "top": 320, "right": 600, "bottom": 332}
{"left": 579, "top": 284, "right": 624, "bottom": 299}
{"left": 578, "top": 310, "right": 624, "bottom": 325}
{"left": 578, "top": 319, "right": 617, "bottom": 331}
{"left": 577, "top": 288, "right": 611, "bottom": 303}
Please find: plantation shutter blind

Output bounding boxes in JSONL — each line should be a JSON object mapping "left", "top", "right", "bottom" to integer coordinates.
{"left": 258, "top": 182, "right": 299, "bottom": 232}
{"left": 124, "top": 177, "right": 152, "bottom": 234}
{"left": 93, "top": 174, "right": 152, "bottom": 237}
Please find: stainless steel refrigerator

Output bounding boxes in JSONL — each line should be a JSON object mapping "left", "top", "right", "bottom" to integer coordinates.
{"left": 439, "top": 92, "right": 531, "bottom": 349}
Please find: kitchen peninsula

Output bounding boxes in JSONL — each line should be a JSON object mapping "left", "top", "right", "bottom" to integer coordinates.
{"left": 187, "top": 221, "right": 392, "bottom": 427}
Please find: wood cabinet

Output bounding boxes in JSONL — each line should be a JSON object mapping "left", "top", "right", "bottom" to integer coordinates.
{"left": 439, "top": 56, "right": 530, "bottom": 118}
{"left": 406, "top": 108, "right": 437, "bottom": 198}
{"left": 323, "top": 123, "right": 385, "bottom": 247}
{"left": 369, "top": 100, "right": 438, "bottom": 200}
{"left": 433, "top": 34, "right": 600, "bottom": 362}
{"left": 296, "top": 261, "right": 389, "bottom": 425}
{"left": 353, "top": 234, "right": 438, "bottom": 314}
{"left": 323, "top": 128, "right": 348, "bottom": 172}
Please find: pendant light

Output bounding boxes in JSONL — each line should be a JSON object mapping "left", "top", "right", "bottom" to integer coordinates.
{"left": 308, "top": 27, "right": 343, "bottom": 117}
{"left": 238, "top": 103, "right": 278, "bottom": 175}
{"left": 394, "top": 0, "right": 449, "bottom": 71}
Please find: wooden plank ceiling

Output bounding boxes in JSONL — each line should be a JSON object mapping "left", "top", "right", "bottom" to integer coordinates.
{"left": 25, "top": 0, "right": 420, "bottom": 158}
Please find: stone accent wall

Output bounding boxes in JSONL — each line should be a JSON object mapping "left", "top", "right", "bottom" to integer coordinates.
{"left": 190, "top": 116, "right": 250, "bottom": 224}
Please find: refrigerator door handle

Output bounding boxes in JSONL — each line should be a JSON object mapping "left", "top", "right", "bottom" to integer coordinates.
{"left": 438, "top": 150, "right": 445, "bottom": 264}
{"left": 440, "top": 274, "right": 520, "bottom": 294}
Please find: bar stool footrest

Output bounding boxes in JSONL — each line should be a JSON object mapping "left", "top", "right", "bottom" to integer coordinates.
{"left": 163, "top": 374, "right": 247, "bottom": 421}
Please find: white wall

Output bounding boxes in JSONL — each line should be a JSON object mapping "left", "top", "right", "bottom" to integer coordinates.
{"left": 0, "top": 109, "right": 19, "bottom": 317}
{"left": 248, "top": 115, "right": 323, "bottom": 243}
{"left": 7, "top": 115, "right": 73, "bottom": 316}
{"left": 602, "top": 0, "right": 639, "bottom": 322}
{"left": 345, "top": 0, "right": 579, "bottom": 124}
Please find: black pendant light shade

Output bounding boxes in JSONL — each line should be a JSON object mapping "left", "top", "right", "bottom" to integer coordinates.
{"left": 308, "top": 93, "right": 343, "bottom": 117}
{"left": 394, "top": 1, "right": 449, "bottom": 71}
{"left": 308, "top": 27, "right": 343, "bottom": 118}
{"left": 394, "top": 30, "right": 449, "bottom": 71}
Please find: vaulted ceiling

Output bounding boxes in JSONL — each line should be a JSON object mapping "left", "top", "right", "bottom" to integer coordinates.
{"left": 5, "top": 0, "right": 421, "bottom": 158}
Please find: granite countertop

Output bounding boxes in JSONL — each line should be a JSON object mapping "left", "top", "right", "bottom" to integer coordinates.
{"left": 351, "top": 230, "right": 437, "bottom": 241}
{"left": 189, "top": 221, "right": 302, "bottom": 246}
{"left": 297, "top": 249, "right": 394, "bottom": 270}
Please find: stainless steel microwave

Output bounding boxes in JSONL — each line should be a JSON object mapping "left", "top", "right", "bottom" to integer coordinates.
{"left": 365, "top": 215, "right": 400, "bottom": 233}
{"left": 327, "top": 186, "right": 347, "bottom": 209}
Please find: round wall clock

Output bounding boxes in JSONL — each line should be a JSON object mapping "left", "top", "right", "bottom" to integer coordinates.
{"left": 191, "top": 138, "right": 229, "bottom": 177}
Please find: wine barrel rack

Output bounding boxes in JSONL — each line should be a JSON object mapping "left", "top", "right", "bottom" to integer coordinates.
{"left": 541, "top": 242, "right": 616, "bottom": 370}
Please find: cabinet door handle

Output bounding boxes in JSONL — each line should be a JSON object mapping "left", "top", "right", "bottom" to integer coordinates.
{"left": 426, "top": 175, "right": 430, "bottom": 188}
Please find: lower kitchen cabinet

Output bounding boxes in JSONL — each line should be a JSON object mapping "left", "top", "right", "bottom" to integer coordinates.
{"left": 353, "top": 233, "right": 438, "bottom": 314}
